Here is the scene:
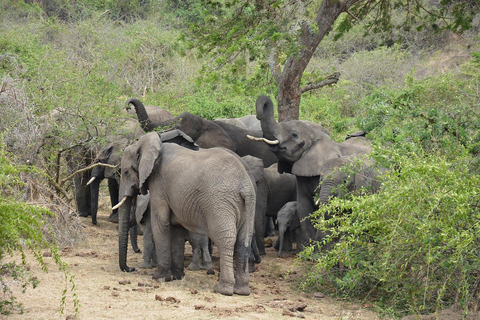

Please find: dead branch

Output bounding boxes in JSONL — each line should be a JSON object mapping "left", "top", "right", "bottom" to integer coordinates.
{"left": 300, "top": 72, "right": 341, "bottom": 93}
{"left": 60, "top": 162, "right": 120, "bottom": 185}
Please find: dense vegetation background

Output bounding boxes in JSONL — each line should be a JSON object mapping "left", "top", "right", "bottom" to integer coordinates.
{"left": 0, "top": 0, "right": 479, "bottom": 317}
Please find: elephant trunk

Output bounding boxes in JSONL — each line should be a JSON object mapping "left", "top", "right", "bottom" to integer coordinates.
{"left": 127, "top": 98, "right": 179, "bottom": 133}
{"left": 318, "top": 179, "right": 336, "bottom": 205}
{"left": 130, "top": 225, "right": 140, "bottom": 253}
{"left": 118, "top": 196, "right": 136, "bottom": 272}
{"left": 278, "top": 225, "right": 287, "bottom": 257}
{"left": 89, "top": 177, "right": 102, "bottom": 225}
{"left": 255, "top": 95, "right": 281, "bottom": 141}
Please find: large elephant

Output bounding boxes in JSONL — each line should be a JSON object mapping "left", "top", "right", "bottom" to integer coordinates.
{"left": 116, "top": 132, "right": 256, "bottom": 296}
{"left": 86, "top": 105, "right": 174, "bottom": 225}
{"left": 250, "top": 95, "right": 372, "bottom": 248}
{"left": 127, "top": 98, "right": 278, "bottom": 167}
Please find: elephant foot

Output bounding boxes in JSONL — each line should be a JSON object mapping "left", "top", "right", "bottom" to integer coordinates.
{"left": 172, "top": 270, "right": 185, "bottom": 280}
{"left": 248, "top": 259, "right": 257, "bottom": 273}
{"left": 214, "top": 282, "right": 234, "bottom": 296}
{"left": 140, "top": 262, "right": 157, "bottom": 269}
{"left": 109, "top": 212, "right": 119, "bottom": 223}
{"left": 152, "top": 269, "right": 172, "bottom": 281}
{"left": 233, "top": 283, "right": 250, "bottom": 296}
{"left": 200, "top": 262, "right": 213, "bottom": 271}
{"left": 78, "top": 211, "right": 90, "bottom": 217}
{"left": 187, "top": 262, "right": 201, "bottom": 271}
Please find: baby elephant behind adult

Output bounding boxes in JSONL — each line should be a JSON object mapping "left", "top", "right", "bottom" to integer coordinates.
{"left": 116, "top": 132, "right": 256, "bottom": 296}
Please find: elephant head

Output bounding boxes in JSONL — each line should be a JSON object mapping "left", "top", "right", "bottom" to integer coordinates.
{"left": 276, "top": 201, "right": 299, "bottom": 256}
{"left": 86, "top": 142, "right": 124, "bottom": 225}
{"left": 316, "top": 156, "right": 384, "bottom": 205}
{"left": 126, "top": 98, "right": 236, "bottom": 151}
{"left": 253, "top": 95, "right": 339, "bottom": 176}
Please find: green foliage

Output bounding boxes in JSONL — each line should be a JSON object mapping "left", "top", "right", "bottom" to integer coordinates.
{"left": 0, "top": 143, "right": 78, "bottom": 316}
{"left": 356, "top": 66, "right": 480, "bottom": 159}
{"left": 302, "top": 148, "right": 480, "bottom": 316}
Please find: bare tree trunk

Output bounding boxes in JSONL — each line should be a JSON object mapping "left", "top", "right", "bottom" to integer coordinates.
{"left": 275, "top": 0, "right": 357, "bottom": 121}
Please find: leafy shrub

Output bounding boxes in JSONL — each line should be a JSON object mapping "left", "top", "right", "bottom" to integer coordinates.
{"left": 0, "top": 143, "right": 79, "bottom": 315}
{"left": 356, "top": 62, "right": 480, "bottom": 159}
{"left": 301, "top": 147, "right": 480, "bottom": 317}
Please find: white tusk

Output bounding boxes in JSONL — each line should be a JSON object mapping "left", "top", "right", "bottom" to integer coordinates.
{"left": 315, "top": 198, "right": 320, "bottom": 206}
{"left": 246, "top": 135, "right": 279, "bottom": 145}
{"left": 86, "top": 176, "right": 96, "bottom": 186}
{"left": 112, "top": 196, "right": 127, "bottom": 210}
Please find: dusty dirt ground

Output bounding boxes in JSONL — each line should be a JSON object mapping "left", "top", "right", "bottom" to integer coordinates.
{"left": 5, "top": 210, "right": 385, "bottom": 320}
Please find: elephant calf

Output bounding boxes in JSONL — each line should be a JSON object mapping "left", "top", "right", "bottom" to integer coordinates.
{"left": 116, "top": 132, "right": 256, "bottom": 296}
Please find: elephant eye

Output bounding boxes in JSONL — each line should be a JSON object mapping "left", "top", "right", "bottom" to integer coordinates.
{"left": 292, "top": 133, "right": 298, "bottom": 139}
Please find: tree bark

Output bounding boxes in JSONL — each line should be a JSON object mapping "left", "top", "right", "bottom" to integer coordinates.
{"left": 276, "top": 0, "right": 357, "bottom": 121}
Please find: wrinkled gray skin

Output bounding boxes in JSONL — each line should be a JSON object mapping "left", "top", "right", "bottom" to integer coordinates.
{"left": 133, "top": 193, "right": 213, "bottom": 272}
{"left": 127, "top": 98, "right": 278, "bottom": 167}
{"left": 117, "top": 132, "right": 256, "bottom": 296}
{"left": 253, "top": 95, "right": 372, "bottom": 249}
{"left": 276, "top": 201, "right": 302, "bottom": 256}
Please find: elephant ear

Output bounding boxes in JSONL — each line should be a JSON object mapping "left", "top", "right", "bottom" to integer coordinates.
{"left": 138, "top": 133, "right": 162, "bottom": 194}
{"left": 292, "top": 138, "right": 342, "bottom": 177}
{"left": 196, "top": 120, "right": 237, "bottom": 151}
{"left": 160, "top": 129, "right": 199, "bottom": 150}
{"left": 135, "top": 193, "right": 150, "bottom": 225}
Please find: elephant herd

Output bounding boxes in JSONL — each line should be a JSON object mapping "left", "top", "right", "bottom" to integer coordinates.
{"left": 72, "top": 95, "right": 385, "bottom": 296}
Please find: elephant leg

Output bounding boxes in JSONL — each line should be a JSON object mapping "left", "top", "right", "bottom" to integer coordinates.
{"left": 73, "top": 170, "right": 92, "bottom": 217}
{"left": 200, "top": 244, "right": 213, "bottom": 272}
{"left": 296, "top": 177, "right": 320, "bottom": 249}
{"left": 141, "top": 212, "right": 157, "bottom": 269}
{"left": 187, "top": 232, "right": 203, "bottom": 271}
{"left": 233, "top": 228, "right": 251, "bottom": 296}
{"left": 108, "top": 179, "right": 119, "bottom": 223}
{"left": 255, "top": 182, "right": 268, "bottom": 255}
{"left": 170, "top": 224, "right": 187, "bottom": 280}
{"left": 264, "top": 217, "right": 275, "bottom": 237}
{"left": 151, "top": 203, "right": 174, "bottom": 281}
{"left": 212, "top": 233, "right": 235, "bottom": 296}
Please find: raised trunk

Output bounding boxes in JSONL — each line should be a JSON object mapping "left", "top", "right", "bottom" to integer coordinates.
{"left": 118, "top": 196, "right": 135, "bottom": 272}
{"left": 89, "top": 178, "right": 101, "bottom": 225}
{"left": 127, "top": 98, "right": 178, "bottom": 132}
{"left": 255, "top": 95, "right": 281, "bottom": 141}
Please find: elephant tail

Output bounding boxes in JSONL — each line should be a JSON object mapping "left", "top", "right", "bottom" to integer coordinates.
{"left": 238, "top": 185, "right": 256, "bottom": 273}
{"left": 240, "top": 185, "right": 256, "bottom": 248}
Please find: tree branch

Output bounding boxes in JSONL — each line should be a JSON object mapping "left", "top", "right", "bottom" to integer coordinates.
{"left": 60, "top": 162, "right": 119, "bottom": 185}
{"left": 300, "top": 72, "right": 341, "bottom": 94}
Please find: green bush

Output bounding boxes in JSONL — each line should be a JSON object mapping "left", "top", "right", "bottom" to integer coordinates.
{"left": 0, "top": 143, "right": 78, "bottom": 315}
{"left": 301, "top": 147, "right": 480, "bottom": 317}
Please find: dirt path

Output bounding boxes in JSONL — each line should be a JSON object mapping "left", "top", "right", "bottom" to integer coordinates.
{"left": 7, "top": 211, "right": 381, "bottom": 320}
